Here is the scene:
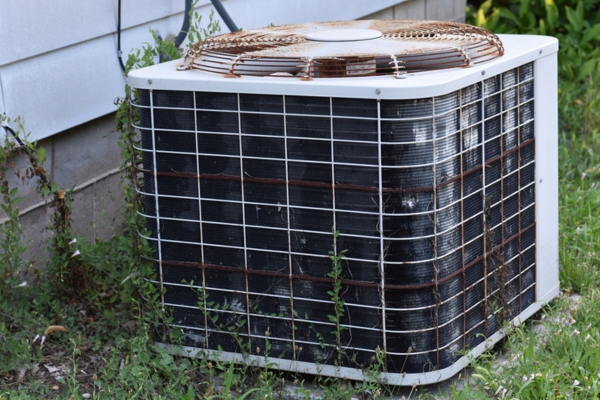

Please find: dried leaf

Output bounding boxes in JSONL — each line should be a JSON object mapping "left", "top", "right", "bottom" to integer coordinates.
{"left": 44, "top": 325, "right": 69, "bottom": 336}
{"left": 120, "top": 271, "right": 141, "bottom": 285}
{"left": 44, "top": 364, "right": 60, "bottom": 374}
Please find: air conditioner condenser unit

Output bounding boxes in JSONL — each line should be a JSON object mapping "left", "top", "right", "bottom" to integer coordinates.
{"left": 127, "top": 20, "right": 559, "bottom": 385}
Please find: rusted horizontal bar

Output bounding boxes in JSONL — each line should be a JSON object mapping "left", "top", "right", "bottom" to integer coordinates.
{"left": 147, "top": 221, "right": 535, "bottom": 291}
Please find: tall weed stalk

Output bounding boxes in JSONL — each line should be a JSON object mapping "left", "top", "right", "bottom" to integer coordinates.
{"left": 0, "top": 116, "right": 28, "bottom": 302}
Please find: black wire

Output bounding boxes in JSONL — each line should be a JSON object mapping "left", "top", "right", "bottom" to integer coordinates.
{"left": 174, "top": 0, "right": 193, "bottom": 48}
{"left": 117, "top": 0, "right": 126, "bottom": 73}
{"left": 116, "top": 0, "right": 240, "bottom": 72}
{"left": 210, "top": 0, "right": 239, "bottom": 32}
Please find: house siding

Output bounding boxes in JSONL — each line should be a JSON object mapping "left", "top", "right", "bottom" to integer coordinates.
{"left": 364, "top": 0, "right": 466, "bottom": 22}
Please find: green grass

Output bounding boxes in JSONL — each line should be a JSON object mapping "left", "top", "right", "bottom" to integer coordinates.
{"left": 557, "top": 84, "right": 600, "bottom": 292}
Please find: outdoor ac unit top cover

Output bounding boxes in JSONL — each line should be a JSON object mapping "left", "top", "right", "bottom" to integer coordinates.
{"left": 128, "top": 26, "right": 557, "bottom": 100}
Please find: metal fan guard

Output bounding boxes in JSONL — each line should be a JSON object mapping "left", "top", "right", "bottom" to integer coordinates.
{"left": 180, "top": 20, "right": 504, "bottom": 79}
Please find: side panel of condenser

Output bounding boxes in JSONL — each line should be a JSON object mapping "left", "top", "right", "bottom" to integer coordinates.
{"left": 533, "top": 52, "right": 559, "bottom": 303}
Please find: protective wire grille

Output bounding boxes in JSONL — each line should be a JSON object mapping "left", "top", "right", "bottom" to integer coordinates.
{"left": 181, "top": 20, "right": 504, "bottom": 78}
{"left": 134, "top": 62, "right": 536, "bottom": 375}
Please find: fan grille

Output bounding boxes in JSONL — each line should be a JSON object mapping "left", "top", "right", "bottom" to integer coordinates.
{"left": 181, "top": 20, "right": 504, "bottom": 78}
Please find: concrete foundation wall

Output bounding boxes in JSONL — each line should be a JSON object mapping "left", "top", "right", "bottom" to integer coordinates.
{"left": 4, "top": 114, "right": 123, "bottom": 262}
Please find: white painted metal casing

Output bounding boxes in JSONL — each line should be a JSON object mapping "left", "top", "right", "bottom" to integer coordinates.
{"left": 128, "top": 33, "right": 559, "bottom": 385}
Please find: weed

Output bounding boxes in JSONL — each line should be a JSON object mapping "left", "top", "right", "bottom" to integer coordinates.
{"left": 327, "top": 230, "right": 348, "bottom": 366}
{"left": 0, "top": 116, "right": 28, "bottom": 300}
{"left": 188, "top": 7, "right": 221, "bottom": 44}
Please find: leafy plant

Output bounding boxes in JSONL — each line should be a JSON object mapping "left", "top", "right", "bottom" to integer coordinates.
{"left": 188, "top": 8, "right": 221, "bottom": 44}
{"left": 0, "top": 115, "right": 92, "bottom": 302}
{"left": 0, "top": 116, "right": 28, "bottom": 300}
{"left": 327, "top": 230, "right": 348, "bottom": 366}
{"left": 468, "top": 0, "right": 600, "bottom": 83}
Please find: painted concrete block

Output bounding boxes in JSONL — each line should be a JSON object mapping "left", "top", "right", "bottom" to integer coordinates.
{"left": 69, "top": 184, "right": 95, "bottom": 241}
{"left": 425, "top": 0, "right": 464, "bottom": 21}
{"left": 16, "top": 204, "right": 53, "bottom": 270}
{"left": 51, "top": 115, "right": 121, "bottom": 190}
{"left": 362, "top": 6, "right": 396, "bottom": 20}
{"left": 394, "top": 0, "right": 427, "bottom": 20}
{"left": 91, "top": 173, "right": 124, "bottom": 240}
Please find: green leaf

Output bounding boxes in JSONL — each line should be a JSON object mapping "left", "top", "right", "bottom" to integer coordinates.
{"left": 37, "top": 147, "right": 46, "bottom": 166}
{"left": 575, "top": 59, "right": 597, "bottom": 82}
{"left": 544, "top": 0, "right": 559, "bottom": 30}
{"left": 581, "top": 23, "right": 600, "bottom": 45}
{"left": 236, "top": 388, "right": 261, "bottom": 400}
{"left": 476, "top": 8, "right": 488, "bottom": 28}
{"left": 539, "top": 18, "right": 547, "bottom": 35}
{"left": 518, "top": 0, "right": 529, "bottom": 19}
{"left": 565, "top": 3, "right": 584, "bottom": 33}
